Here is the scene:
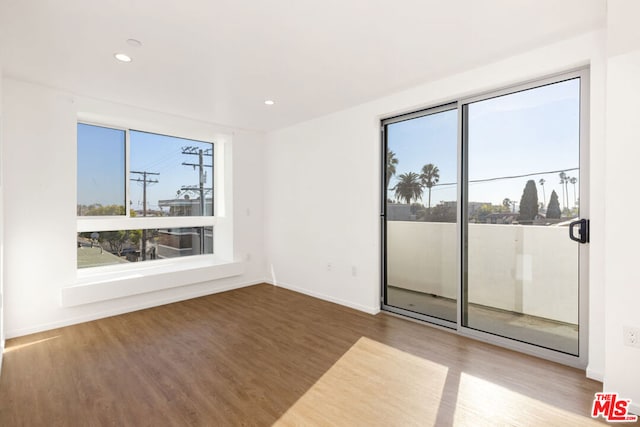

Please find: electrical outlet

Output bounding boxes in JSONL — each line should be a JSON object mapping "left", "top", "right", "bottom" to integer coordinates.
{"left": 326, "top": 263, "right": 332, "bottom": 271}
{"left": 623, "top": 326, "right": 640, "bottom": 348}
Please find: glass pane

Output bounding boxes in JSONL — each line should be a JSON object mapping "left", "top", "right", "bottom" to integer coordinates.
{"left": 77, "top": 123, "right": 126, "bottom": 216}
{"left": 130, "top": 130, "right": 213, "bottom": 217}
{"left": 385, "top": 108, "right": 458, "bottom": 323}
{"left": 464, "top": 78, "right": 580, "bottom": 355}
{"left": 77, "top": 227, "right": 213, "bottom": 268}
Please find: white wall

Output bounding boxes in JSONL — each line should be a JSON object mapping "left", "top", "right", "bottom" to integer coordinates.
{"left": 1, "top": 78, "right": 266, "bottom": 338}
{"left": 265, "top": 31, "right": 606, "bottom": 377}
{"left": 586, "top": 27, "right": 607, "bottom": 382}
{"left": 604, "top": 0, "right": 640, "bottom": 413}
{"left": 0, "top": 66, "right": 4, "bottom": 371}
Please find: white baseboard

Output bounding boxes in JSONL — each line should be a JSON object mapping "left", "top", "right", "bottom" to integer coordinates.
{"left": 265, "top": 279, "right": 380, "bottom": 315}
{"left": 6, "top": 280, "right": 264, "bottom": 339}
{"left": 586, "top": 367, "right": 604, "bottom": 382}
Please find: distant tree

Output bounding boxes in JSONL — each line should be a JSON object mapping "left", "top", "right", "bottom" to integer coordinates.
{"left": 538, "top": 178, "right": 546, "bottom": 207}
{"left": 393, "top": 172, "right": 423, "bottom": 205}
{"left": 423, "top": 203, "right": 457, "bottom": 223}
{"left": 518, "top": 180, "right": 539, "bottom": 222}
{"left": 547, "top": 190, "right": 561, "bottom": 219}
{"left": 473, "top": 204, "right": 494, "bottom": 222}
{"left": 78, "top": 206, "right": 142, "bottom": 256}
{"left": 80, "top": 204, "right": 126, "bottom": 216}
{"left": 502, "top": 198, "right": 512, "bottom": 212}
{"left": 419, "top": 163, "right": 440, "bottom": 210}
{"left": 410, "top": 202, "right": 425, "bottom": 217}
{"left": 386, "top": 149, "right": 398, "bottom": 189}
{"left": 99, "top": 231, "right": 130, "bottom": 256}
{"left": 570, "top": 177, "right": 578, "bottom": 206}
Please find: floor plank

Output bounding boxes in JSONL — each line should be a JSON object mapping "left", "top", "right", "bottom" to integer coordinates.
{"left": 0, "top": 284, "right": 612, "bottom": 426}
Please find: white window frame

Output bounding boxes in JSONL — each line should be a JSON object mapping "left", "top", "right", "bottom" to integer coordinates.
{"left": 77, "top": 121, "right": 218, "bottom": 270}
{"left": 67, "top": 118, "right": 239, "bottom": 306}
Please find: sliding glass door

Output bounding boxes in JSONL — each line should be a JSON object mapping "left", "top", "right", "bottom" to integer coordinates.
{"left": 382, "top": 69, "right": 589, "bottom": 365}
{"left": 462, "top": 75, "right": 586, "bottom": 357}
{"left": 383, "top": 105, "right": 458, "bottom": 326}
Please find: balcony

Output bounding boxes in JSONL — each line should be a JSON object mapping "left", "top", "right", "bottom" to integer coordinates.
{"left": 386, "top": 221, "right": 578, "bottom": 353}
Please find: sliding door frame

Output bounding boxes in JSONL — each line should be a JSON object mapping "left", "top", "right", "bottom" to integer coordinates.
{"left": 381, "top": 67, "right": 590, "bottom": 369}
{"left": 380, "top": 103, "right": 458, "bottom": 330}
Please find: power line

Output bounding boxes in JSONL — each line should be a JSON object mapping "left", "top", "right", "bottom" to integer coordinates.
{"left": 427, "top": 167, "right": 579, "bottom": 188}
{"left": 180, "top": 186, "right": 212, "bottom": 193}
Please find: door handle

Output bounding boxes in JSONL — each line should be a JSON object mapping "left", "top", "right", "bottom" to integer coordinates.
{"left": 569, "top": 219, "right": 589, "bottom": 244}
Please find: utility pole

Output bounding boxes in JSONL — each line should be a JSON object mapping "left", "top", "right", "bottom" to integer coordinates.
{"left": 181, "top": 146, "right": 212, "bottom": 253}
{"left": 130, "top": 170, "right": 159, "bottom": 260}
{"left": 181, "top": 146, "right": 213, "bottom": 215}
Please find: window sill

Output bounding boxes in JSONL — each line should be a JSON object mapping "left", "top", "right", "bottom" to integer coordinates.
{"left": 62, "top": 257, "right": 243, "bottom": 307}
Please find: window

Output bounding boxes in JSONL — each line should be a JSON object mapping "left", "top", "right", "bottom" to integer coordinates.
{"left": 77, "top": 123, "right": 215, "bottom": 269}
{"left": 77, "top": 227, "right": 213, "bottom": 268}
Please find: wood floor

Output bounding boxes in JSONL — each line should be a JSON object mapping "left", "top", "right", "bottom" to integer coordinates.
{"left": 0, "top": 284, "right": 609, "bottom": 426}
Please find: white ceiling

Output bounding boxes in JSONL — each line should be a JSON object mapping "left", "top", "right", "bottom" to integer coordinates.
{"left": 0, "top": 0, "right": 605, "bottom": 132}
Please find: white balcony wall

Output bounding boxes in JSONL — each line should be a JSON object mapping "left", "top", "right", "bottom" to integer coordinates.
{"left": 388, "top": 222, "right": 578, "bottom": 324}
{"left": 387, "top": 222, "right": 457, "bottom": 299}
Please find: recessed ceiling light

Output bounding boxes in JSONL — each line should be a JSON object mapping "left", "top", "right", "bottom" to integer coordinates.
{"left": 126, "top": 38, "right": 142, "bottom": 48}
{"left": 264, "top": 100, "right": 275, "bottom": 105}
{"left": 114, "top": 53, "right": 132, "bottom": 63}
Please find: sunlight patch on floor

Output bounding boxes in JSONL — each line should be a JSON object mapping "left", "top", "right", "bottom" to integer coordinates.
{"left": 4, "top": 336, "right": 60, "bottom": 354}
{"left": 274, "top": 337, "right": 601, "bottom": 426}
{"left": 453, "top": 372, "right": 602, "bottom": 426}
{"left": 275, "top": 336, "right": 448, "bottom": 426}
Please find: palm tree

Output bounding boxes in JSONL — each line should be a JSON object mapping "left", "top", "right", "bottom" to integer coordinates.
{"left": 564, "top": 175, "right": 571, "bottom": 210}
{"left": 502, "top": 198, "right": 512, "bottom": 212}
{"left": 570, "top": 177, "right": 577, "bottom": 206}
{"left": 386, "top": 149, "right": 398, "bottom": 189}
{"left": 393, "top": 172, "right": 423, "bottom": 205}
{"left": 538, "top": 178, "right": 546, "bottom": 207}
{"left": 559, "top": 172, "right": 568, "bottom": 210}
{"left": 420, "top": 163, "right": 440, "bottom": 210}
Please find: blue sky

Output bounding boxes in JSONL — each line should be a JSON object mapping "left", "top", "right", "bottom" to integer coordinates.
{"left": 77, "top": 124, "right": 125, "bottom": 207}
{"left": 387, "top": 108, "right": 458, "bottom": 203}
{"left": 387, "top": 78, "right": 580, "bottom": 209}
{"left": 129, "top": 131, "right": 212, "bottom": 212}
{"left": 78, "top": 124, "right": 213, "bottom": 212}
